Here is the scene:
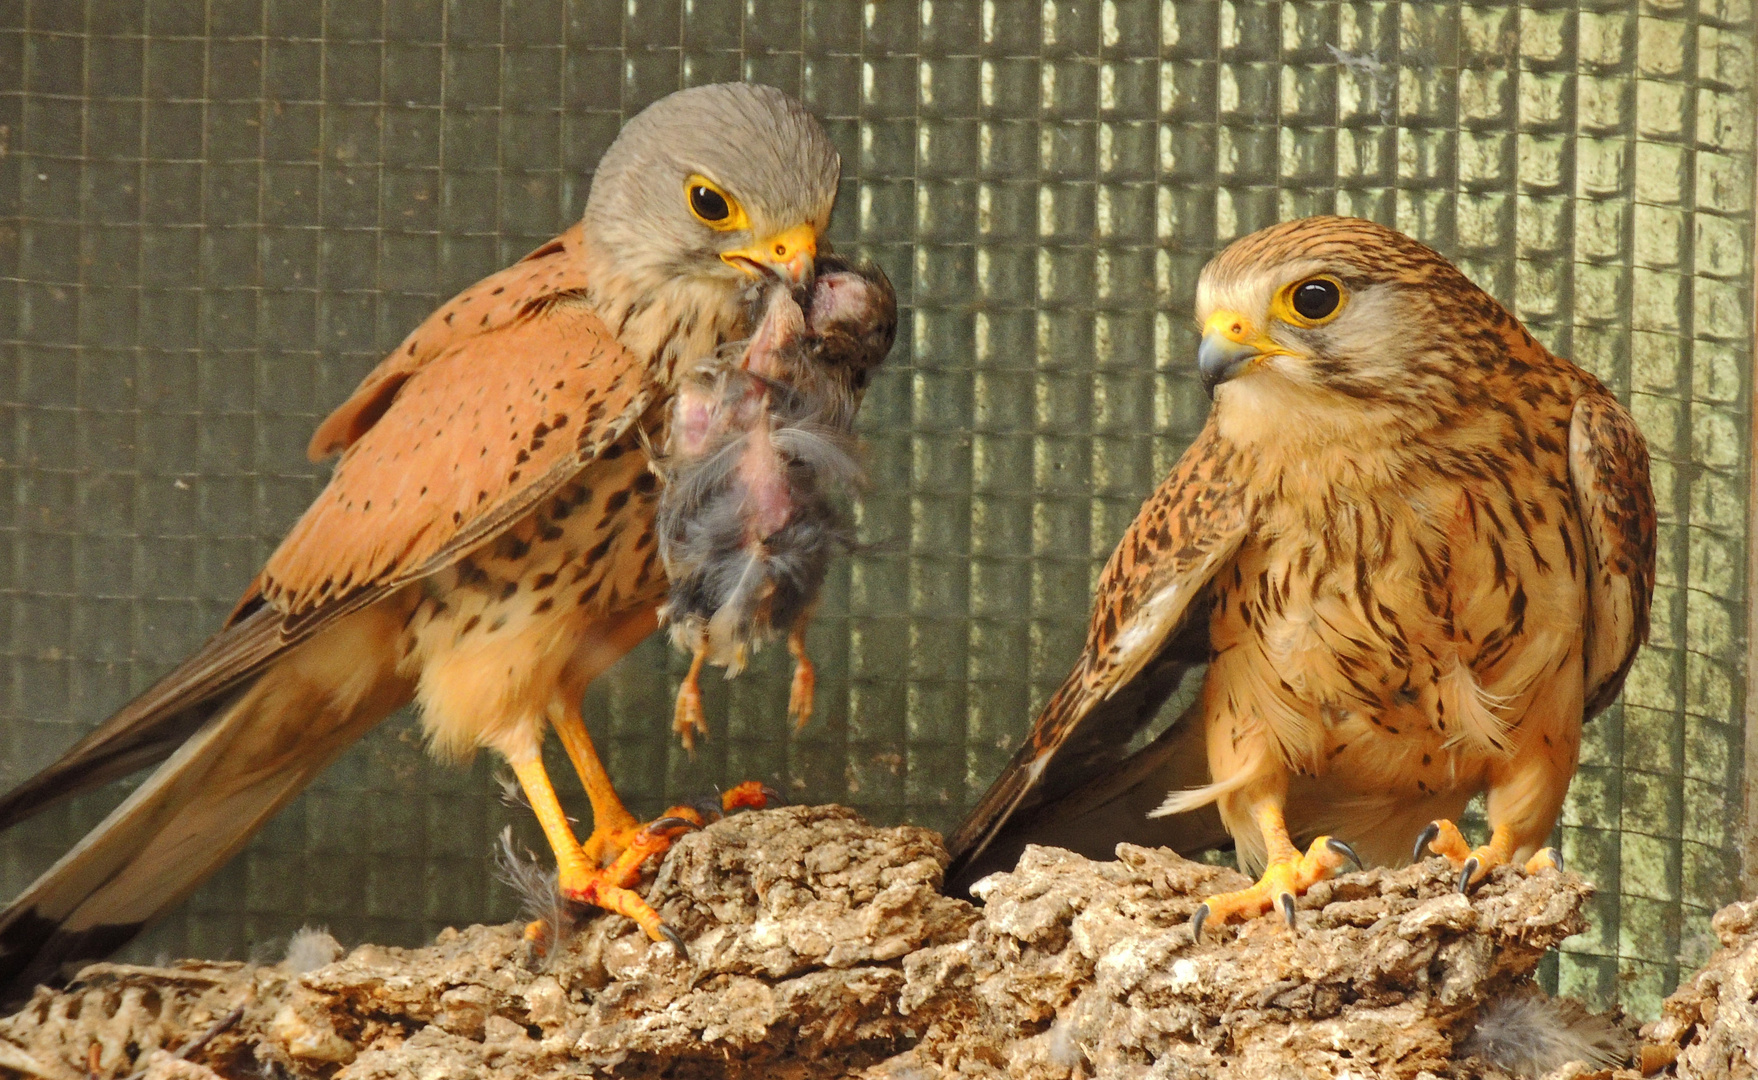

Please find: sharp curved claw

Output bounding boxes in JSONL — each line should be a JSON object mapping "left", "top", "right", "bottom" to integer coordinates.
{"left": 760, "top": 784, "right": 788, "bottom": 807}
{"left": 645, "top": 815, "right": 699, "bottom": 838}
{"left": 1278, "top": 892, "right": 1297, "bottom": 928}
{"left": 1458, "top": 857, "right": 1479, "bottom": 893}
{"left": 1190, "top": 903, "right": 1210, "bottom": 943}
{"left": 1326, "top": 837, "right": 1363, "bottom": 872}
{"left": 656, "top": 922, "right": 689, "bottom": 960}
{"left": 1414, "top": 821, "right": 1440, "bottom": 865}
{"left": 1549, "top": 848, "right": 1564, "bottom": 874}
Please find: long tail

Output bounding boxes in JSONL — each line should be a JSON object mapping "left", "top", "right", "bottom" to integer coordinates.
{"left": 944, "top": 695, "right": 1229, "bottom": 894}
{"left": 0, "top": 606, "right": 296, "bottom": 830}
{"left": 0, "top": 604, "right": 411, "bottom": 1008}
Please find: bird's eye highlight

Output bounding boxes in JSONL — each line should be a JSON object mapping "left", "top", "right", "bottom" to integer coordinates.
{"left": 689, "top": 185, "right": 729, "bottom": 222}
{"left": 684, "top": 176, "right": 747, "bottom": 231}
{"left": 1287, "top": 277, "right": 1344, "bottom": 324}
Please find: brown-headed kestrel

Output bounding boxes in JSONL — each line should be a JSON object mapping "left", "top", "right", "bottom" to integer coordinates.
{"left": 0, "top": 82, "right": 859, "bottom": 1002}
{"left": 947, "top": 217, "right": 1656, "bottom": 938}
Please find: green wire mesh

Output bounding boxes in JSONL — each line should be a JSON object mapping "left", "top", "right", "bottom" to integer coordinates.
{"left": 0, "top": 0, "right": 1750, "bottom": 1019}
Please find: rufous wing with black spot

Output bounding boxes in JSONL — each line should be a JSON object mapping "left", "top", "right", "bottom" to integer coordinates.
{"left": 944, "top": 416, "right": 1249, "bottom": 884}
{"left": 1568, "top": 393, "right": 1657, "bottom": 718}
{"left": 0, "top": 227, "right": 651, "bottom": 830}
{"left": 260, "top": 225, "right": 656, "bottom": 619}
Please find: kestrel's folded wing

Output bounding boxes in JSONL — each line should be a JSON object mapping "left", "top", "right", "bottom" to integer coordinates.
{"left": 0, "top": 226, "right": 651, "bottom": 827}
{"left": 944, "top": 418, "right": 1249, "bottom": 890}
{"left": 261, "top": 223, "right": 653, "bottom": 616}
{"left": 1568, "top": 393, "right": 1657, "bottom": 717}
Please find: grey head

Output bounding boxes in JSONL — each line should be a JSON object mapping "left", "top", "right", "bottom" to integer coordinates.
{"left": 581, "top": 83, "right": 842, "bottom": 290}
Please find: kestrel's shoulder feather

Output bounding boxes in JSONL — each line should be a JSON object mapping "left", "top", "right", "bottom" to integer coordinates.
{"left": 308, "top": 225, "right": 595, "bottom": 458}
{"left": 944, "top": 416, "right": 1250, "bottom": 878}
{"left": 1568, "top": 391, "right": 1657, "bottom": 716}
{"left": 258, "top": 224, "right": 657, "bottom": 617}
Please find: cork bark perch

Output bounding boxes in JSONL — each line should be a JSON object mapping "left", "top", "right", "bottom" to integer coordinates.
{"left": 0, "top": 805, "right": 1745, "bottom": 1080}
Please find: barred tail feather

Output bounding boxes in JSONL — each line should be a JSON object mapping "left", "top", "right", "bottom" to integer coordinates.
{"left": 0, "top": 606, "right": 409, "bottom": 1009}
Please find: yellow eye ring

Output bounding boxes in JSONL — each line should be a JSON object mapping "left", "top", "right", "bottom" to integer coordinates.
{"left": 684, "top": 175, "right": 750, "bottom": 232}
{"left": 1276, "top": 275, "right": 1347, "bottom": 326}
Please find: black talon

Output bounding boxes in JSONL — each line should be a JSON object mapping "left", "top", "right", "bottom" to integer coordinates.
{"left": 759, "top": 784, "right": 788, "bottom": 807}
{"left": 1190, "top": 903, "right": 1210, "bottom": 943}
{"left": 646, "top": 815, "right": 699, "bottom": 837}
{"left": 656, "top": 922, "right": 689, "bottom": 960}
{"left": 1326, "top": 837, "right": 1363, "bottom": 872}
{"left": 1278, "top": 892, "right": 1296, "bottom": 928}
{"left": 1457, "top": 857, "right": 1479, "bottom": 893}
{"left": 1548, "top": 848, "right": 1564, "bottom": 874}
{"left": 1413, "top": 822, "right": 1440, "bottom": 865}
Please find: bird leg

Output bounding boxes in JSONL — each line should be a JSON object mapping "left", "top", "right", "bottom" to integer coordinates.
{"left": 1192, "top": 799, "right": 1359, "bottom": 940}
{"left": 522, "top": 700, "right": 771, "bottom": 951}
{"left": 507, "top": 755, "right": 687, "bottom": 949}
{"left": 1415, "top": 819, "right": 1563, "bottom": 891}
{"left": 673, "top": 639, "right": 710, "bottom": 753}
{"left": 1416, "top": 746, "right": 1570, "bottom": 890}
{"left": 786, "top": 621, "right": 815, "bottom": 730}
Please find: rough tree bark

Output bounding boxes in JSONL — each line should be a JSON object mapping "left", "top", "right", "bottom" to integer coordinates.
{"left": 0, "top": 805, "right": 1749, "bottom": 1080}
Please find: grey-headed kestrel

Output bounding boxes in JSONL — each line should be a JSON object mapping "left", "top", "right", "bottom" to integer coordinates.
{"left": 0, "top": 82, "right": 848, "bottom": 1000}
{"left": 946, "top": 218, "right": 1655, "bottom": 938}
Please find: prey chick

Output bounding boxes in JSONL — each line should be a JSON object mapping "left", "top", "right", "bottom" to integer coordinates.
{"left": 658, "top": 255, "right": 896, "bottom": 750}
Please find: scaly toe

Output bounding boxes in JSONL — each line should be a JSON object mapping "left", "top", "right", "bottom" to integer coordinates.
{"left": 1191, "top": 835, "right": 1354, "bottom": 937}
{"left": 1416, "top": 819, "right": 1473, "bottom": 865}
{"left": 1525, "top": 847, "right": 1564, "bottom": 874}
{"left": 719, "top": 779, "right": 775, "bottom": 814}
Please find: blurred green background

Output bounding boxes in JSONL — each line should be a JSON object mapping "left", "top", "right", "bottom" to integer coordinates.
{"left": 0, "top": 0, "right": 1751, "bottom": 1020}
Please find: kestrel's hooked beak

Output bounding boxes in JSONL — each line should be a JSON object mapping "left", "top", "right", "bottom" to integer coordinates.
{"left": 721, "top": 223, "right": 818, "bottom": 285}
{"left": 1197, "top": 311, "right": 1284, "bottom": 398}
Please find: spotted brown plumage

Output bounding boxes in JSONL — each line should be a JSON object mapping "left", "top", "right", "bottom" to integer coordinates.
{"left": 0, "top": 82, "right": 848, "bottom": 1003}
{"left": 946, "top": 217, "right": 1656, "bottom": 934}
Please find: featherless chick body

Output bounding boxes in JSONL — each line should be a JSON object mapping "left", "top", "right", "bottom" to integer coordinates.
{"left": 658, "top": 256, "right": 896, "bottom": 746}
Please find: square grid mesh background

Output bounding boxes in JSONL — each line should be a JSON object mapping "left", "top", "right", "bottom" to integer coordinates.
{"left": 0, "top": 0, "right": 1751, "bottom": 1019}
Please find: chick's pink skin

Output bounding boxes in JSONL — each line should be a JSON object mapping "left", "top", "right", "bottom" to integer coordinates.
{"left": 731, "top": 289, "right": 807, "bottom": 541}
{"left": 734, "top": 412, "right": 794, "bottom": 540}
{"left": 808, "top": 271, "right": 874, "bottom": 328}
{"left": 741, "top": 289, "right": 808, "bottom": 381}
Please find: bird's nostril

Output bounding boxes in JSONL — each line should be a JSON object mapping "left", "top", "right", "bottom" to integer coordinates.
{"left": 1231, "top": 323, "right": 1243, "bottom": 336}
{"left": 774, "top": 243, "right": 787, "bottom": 257}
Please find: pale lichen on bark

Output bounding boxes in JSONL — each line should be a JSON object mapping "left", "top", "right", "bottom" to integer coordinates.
{"left": 0, "top": 805, "right": 1749, "bottom": 1080}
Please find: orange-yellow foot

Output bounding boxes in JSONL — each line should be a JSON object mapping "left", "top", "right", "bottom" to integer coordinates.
{"left": 786, "top": 624, "right": 815, "bottom": 730}
{"left": 688, "top": 778, "right": 787, "bottom": 824}
{"left": 673, "top": 644, "right": 710, "bottom": 752}
{"left": 565, "top": 814, "right": 703, "bottom": 953}
{"left": 1191, "top": 836, "right": 1360, "bottom": 941}
{"left": 1414, "top": 819, "right": 1562, "bottom": 892}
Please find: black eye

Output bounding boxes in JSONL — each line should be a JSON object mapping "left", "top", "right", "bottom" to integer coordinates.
{"left": 1291, "top": 278, "right": 1341, "bottom": 321}
{"left": 689, "top": 184, "right": 730, "bottom": 223}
